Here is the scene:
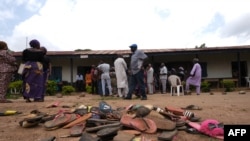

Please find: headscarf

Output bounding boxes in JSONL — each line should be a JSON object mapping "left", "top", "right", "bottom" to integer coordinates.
{"left": 29, "top": 39, "right": 40, "bottom": 48}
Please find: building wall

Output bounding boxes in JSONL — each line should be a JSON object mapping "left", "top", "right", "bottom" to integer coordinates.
{"left": 49, "top": 52, "right": 250, "bottom": 84}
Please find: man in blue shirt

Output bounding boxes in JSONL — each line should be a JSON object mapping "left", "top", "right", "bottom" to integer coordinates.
{"left": 124, "top": 44, "right": 148, "bottom": 100}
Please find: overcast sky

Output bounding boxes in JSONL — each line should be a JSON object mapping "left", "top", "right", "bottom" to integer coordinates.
{"left": 1, "top": 0, "right": 250, "bottom": 51}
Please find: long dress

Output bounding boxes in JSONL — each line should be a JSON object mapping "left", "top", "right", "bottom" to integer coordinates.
{"left": 22, "top": 48, "right": 44, "bottom": 100}
{"left": 185, "top": 63, "right": 202, "bottom": 94}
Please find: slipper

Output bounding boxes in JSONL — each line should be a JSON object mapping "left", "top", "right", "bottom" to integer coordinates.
{"left": 158, "top": 129, "right": 178, "bottom": 141}
{"left": 177, "top": 125, "right": 187, "bottom": 130}
{"left": 181, "top": 105, "right": 202, "bottom": 110}
{"left": 175, "top": 119, "right": 186, "bottom": 127}
{"left": 120, "top": 114, "right": 157, "bottom": 133}
{"left": 121, "top": 130, "right": 141, "bottom": 135}
{"left": 69, "top": 123, "right": 86, "bottom": 137}
{"left": 79, "top": 132, "right": 99, "bottom": 141}
{"left": 87, "top": 118, "right": 119, "bottom": 126}
{"left": 129, "top": 117, "right": 157, "bottom": 133}
{"left": 41, "top": 114, "right": 56, "bottom": 123}
{"left": 113, "top": 131, "right": 136, "bottom": 141}
{"left": 147, "top": 114, "right": 176, "bottom": 131}
{"left": 165, "top": 106, "right": 195, "bottom": 120}
{"left": 185, "top": 127, "right": 200, "bottom": 134}
{"left": 187, "top": 120, "right": 224, "bottom": 140}
{"left": 96, "top": 126, "right": 120, "bottom": 141}
{"left": 62, "top": 113, "right": 92, "bottom": 128}
{"left": 19, "top": 114, "right": 44, "bottom": 128}
{"left": 142, "top": 118, "right": 157, "bottom": 133}
{"left": 96, "top": 126, "right": 120, "bottom": 137}
{"left": 85, "top": 122, "right": 121, "bottom": 132}
{"left": 44, "top": 113, "right": 77, "bottom": 130}
{"left": 129, "top": 118, "right": 148, "bottom": 132}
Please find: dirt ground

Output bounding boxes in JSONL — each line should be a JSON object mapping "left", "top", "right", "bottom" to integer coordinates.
{"left": 1, "top": 89, "right": 250, "bottom": 141}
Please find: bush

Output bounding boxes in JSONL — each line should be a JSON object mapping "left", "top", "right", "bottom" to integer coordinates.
{"left": 46, "top": 80, "right": 58, "bottom": 95}
{"left": 221, "top": 80, "right": 235, "bottom": 92}
{"left": 86, "top": 85, "right": 92, "bottom": 94}
{"left": 62, "top": 85, "right": 75, "bottom": 95}
{"left": 8, "top": 80, "right": 23, "bottom": 94}
{"left": 201, "top": 81, "right": 211, "bottom": 92}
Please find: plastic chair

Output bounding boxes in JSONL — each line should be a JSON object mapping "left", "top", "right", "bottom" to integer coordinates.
{"left": 168, "top": 75, "right": 184, "bottom": 96}
{"left": 245, "top": 77, "right": 250, "bottom": 88}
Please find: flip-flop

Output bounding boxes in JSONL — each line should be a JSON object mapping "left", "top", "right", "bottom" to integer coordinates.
{"left": 121, "top": 130, "right": 141, "bottom": 135}
{"left": 113, "top": 131, "right": 135, "bottom": 141}
{"left": 96, "top": 126, "right": 120, "bottom": 137}
{"left": 129, "top": 118, "right": 148, "bottom": 132}
{"left": 166, "top": 106, "right": 197, "bottom": 120}
{"left": 187, "top": 120, "right": 224, "bottom": 140}
{"left": 70, "top": 123, "right": 86, "bottom": 137}
{"left": 181, "top": 105, "right": 202, "bottom": 110}
{"left": 177, "top": 125, "right": 187, "bottom": 130}
{"left": 62, "top": 113, "right": 92, "bottom": 128}
{"left": 44, "top": 113, "right": 77, "bottom": 130}
{"left": 96, "top": 126, "right": 120, "bottom": 141}
{"left": 158, "top": 129, "right": 178, "bottom": 141}
{"left": 143, "top": 118, "right": 157, "bottom": 134}
{"left": 19, "top": 114, "right": 44, "bottom": 128}
{"left": 147, "top": 115, "right": 176, "bottom": 131}
{"left": 85, "top": 122, "right": 121, "bottom": 132}
{"left": 79, "top": 132, "right": 99, "bottom": 141}
{"left": 185, "top": 127, "right": 200, "bottom": 134}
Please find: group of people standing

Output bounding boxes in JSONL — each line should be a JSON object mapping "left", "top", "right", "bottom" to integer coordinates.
{"left": 0, "top": 40, "right": 202, "bottom": 103}
{"left": 81, "top": 43, "right": 202, "bottom": 100}
{"left": 0, "top": 39, "right": 51, "bottom": 103}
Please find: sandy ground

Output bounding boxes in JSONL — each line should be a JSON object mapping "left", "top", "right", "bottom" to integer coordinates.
{"left": 1, "top": 89, "right": 250, "bottom": 141}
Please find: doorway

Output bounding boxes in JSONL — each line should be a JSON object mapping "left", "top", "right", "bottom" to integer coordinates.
{"left": 231, "top": 61, "right": 248, "bottom": 86}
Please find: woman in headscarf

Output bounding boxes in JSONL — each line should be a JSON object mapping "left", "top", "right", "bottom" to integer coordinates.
{"left": 22, "top": 39, "right": 45, "bottom": 102}
{"left": 0, "top": 41, "right": 17, "bottom": 103}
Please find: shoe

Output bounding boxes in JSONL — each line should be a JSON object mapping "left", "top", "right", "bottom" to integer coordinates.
{"left": 135, "top": 94, "right": 141, "bottom": 98}
{"left": 26, "top": 99, "right": 32, "bottom": 103}
{"left": 123, "top": 97, "right": 132, "bottom": 100}
{"left": 141, "top": 97, "right": 147, "bottom": 100}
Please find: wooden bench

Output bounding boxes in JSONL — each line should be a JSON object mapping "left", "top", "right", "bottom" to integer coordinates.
{"left": 203, "top": 78, "right": 220, "bottom": 89}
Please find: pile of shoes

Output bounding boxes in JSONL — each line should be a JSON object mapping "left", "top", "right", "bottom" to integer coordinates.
{"left": 18, "top": 101, "right": 224, "bottom": 141}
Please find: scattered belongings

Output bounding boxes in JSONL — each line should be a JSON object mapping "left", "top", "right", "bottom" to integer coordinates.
{"left": 0, "top": 110, "right": 22, "bottom": 116}
{"left": 16, "top": 100, "right": 224, "bottom": 140}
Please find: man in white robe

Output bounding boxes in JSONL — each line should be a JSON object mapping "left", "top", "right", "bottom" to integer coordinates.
{"left": 146, "top": 63, "right": 154, "bottom": 94}
{"left": 114, "top": 54, "right": 128, "bottom": 98}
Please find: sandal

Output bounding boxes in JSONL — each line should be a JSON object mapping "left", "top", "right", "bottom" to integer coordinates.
{"left": 181, "top": 105, "right": 202, "bottom": 110}
{"left": 185, "top": 127, "right": 200, "bottom": 134}
{"left": 26, "top": 99, "right": 32, "bottom": 103}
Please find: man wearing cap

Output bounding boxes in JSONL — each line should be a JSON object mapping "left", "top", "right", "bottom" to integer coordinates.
{"left": 124, "top": 44, "right": 148, "bottom": 100}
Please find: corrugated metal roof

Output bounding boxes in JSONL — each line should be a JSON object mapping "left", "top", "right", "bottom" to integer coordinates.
{"left": 13, "top": 45, "right": 250, "bottom": 57}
